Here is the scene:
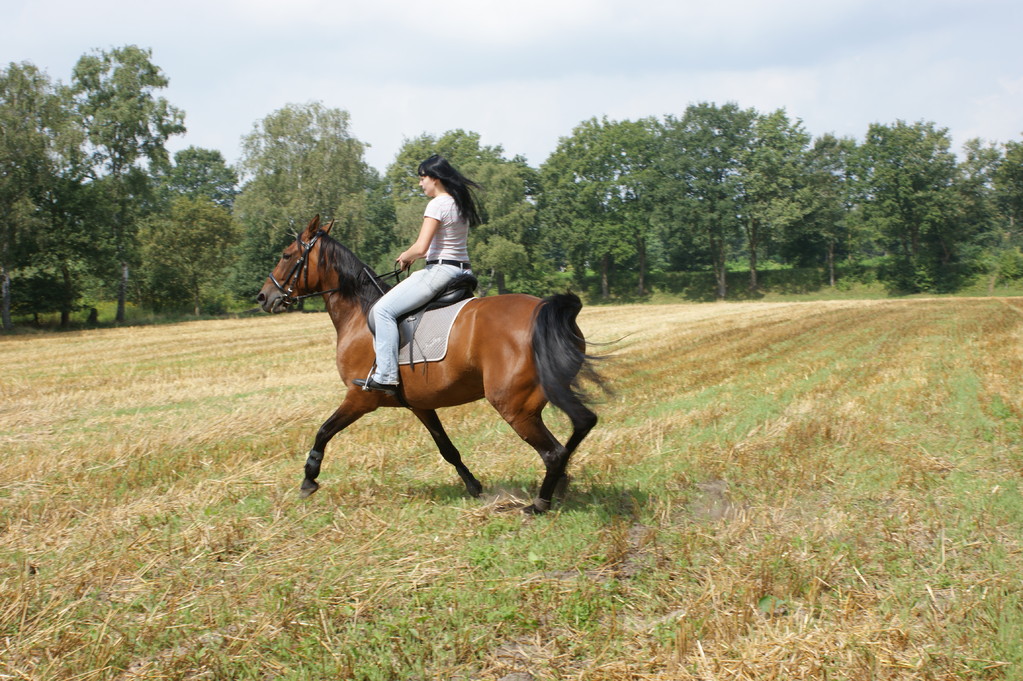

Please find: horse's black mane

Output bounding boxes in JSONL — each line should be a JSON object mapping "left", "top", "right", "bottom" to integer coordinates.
{"left": 317, "top": 233, "right": 390, "bottom": 314}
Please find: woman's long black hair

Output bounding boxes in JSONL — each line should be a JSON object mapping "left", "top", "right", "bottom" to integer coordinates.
{"left": 418, "top": 155, "right": 484, "bottom": 228}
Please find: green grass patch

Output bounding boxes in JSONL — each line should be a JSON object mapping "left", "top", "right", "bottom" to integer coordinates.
{"left": 2, "top": 298, "right": 1022, "bottom": 679}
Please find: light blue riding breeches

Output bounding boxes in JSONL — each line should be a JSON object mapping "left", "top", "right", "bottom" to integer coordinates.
{"left": 370, "top": 263, "right": 467, "bottom": 384}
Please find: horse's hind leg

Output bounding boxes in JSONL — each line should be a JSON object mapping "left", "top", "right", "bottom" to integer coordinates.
{"left": 505, "top": 406, "right": 596, "bottom": 514}
{"left": 413, "top": 408, "right": 483, "bottom": 498}
{"left": 538, "top": 397, "right": 598, "bottom": 512}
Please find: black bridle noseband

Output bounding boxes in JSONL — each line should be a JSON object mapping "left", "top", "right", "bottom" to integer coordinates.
{"left": 267, "top": 230, "right": 404, "bottom": 309}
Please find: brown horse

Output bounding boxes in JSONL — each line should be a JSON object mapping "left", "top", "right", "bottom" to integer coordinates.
{"left": 256, "top": 215, "right": 602, "bottom": 513}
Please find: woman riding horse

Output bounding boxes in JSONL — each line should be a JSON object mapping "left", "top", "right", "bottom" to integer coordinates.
{"left": 356, "top": 155, "right": 482, "bottom": 395}
{"left": 256, "top": 214, "right": 602, "bottom": 514}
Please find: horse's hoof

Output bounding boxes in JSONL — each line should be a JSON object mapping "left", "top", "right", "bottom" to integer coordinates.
{"left": 300, "top": 480, "right": 319, "bottom": 497}
{"left": 554, "top": 474, "right": 572, "bottom": 501}
{"left": 523, "top": 498, "right": 551, "bottom": 515}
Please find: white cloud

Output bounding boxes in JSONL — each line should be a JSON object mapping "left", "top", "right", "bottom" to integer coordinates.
{"left": 4, "top": 0, "right": 1022, "bottom": 172}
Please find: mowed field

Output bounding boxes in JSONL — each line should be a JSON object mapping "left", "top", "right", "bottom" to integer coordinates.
{"left": 2, "top": 297, "right": 1022, "bottom": 680}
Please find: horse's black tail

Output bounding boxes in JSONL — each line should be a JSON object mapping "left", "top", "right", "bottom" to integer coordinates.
{"left": 531, "top": 293, "right": 604, "bottom": 426}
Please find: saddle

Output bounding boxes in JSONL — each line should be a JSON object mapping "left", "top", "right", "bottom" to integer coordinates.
{"left": 367, "top": 274, "right": 478, "bottom": 364}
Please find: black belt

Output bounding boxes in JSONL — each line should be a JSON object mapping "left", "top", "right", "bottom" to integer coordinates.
{"left": 426, "top": 259, "right": 471, "bottom": 269}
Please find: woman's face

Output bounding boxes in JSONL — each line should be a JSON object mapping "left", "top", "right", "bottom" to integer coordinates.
{"left": 419, "top": 174, "right": 443, "bottom": 197}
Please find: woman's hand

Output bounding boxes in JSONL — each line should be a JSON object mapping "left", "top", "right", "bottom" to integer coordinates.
{"left": 396, "top": 251, "right": 415, "bottom": 271}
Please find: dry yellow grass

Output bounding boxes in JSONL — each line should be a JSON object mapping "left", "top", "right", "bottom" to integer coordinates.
{"left": 2, "top": 297, "right": 1021, "bottom": 680}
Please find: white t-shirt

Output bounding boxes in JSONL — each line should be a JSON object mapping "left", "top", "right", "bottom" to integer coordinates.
{"left": 424, "top": 194, "right": 470, "bottom": 263}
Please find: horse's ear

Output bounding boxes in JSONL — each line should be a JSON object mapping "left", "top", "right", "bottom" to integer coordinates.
{"left": 322, "top": 218, "right": 335, "bottom": 235}
{"left": 304, "top": 215, "right": 321, "bottom": 237}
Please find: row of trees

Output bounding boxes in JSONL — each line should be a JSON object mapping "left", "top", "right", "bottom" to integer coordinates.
{"left": 3, "top": 46, "right": 1023, "bottom": 329}
{"left": 543, "top": 106, "right": 1023, "bottom": 299}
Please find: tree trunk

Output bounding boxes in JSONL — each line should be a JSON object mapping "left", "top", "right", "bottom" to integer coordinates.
{"left": 749, "top": 247, "right": 759, "bottom": 291}
{"left": 827, "top": 240, "right": 836, "bottom": 287}
{"left": 116, "top": 261, "right": 128, "bottom": 323}
{"left": 495, "top": 270, "right": 507, "bottom": 295}
{"left": 600, "top": 254, "right": 611, "bottom": 300}
{"left": 636, "top": 237, "right": 647, "bottom": 296}
{"left": 1, "top": 266, "right": 11, "bottom": 331}
{"left": 712, "top": 238, "right": 728, "bottom": 300}
{"left": 60, "top": 264, "right": 72, "bottom": 328}
{"left": 746, "top": 219, "right": 760, "bottom": 292}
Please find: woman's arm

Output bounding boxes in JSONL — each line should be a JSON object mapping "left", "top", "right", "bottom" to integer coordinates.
{"left": 396, "top": 217, "right": 441, "bottom": 270}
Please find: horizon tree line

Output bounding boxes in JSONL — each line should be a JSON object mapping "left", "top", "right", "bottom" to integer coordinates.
{"left": 3, "top": 46, "right": 1023, "bottom": 329}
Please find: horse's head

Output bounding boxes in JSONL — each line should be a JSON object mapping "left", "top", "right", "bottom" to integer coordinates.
{"left": 257, "top": 215, "right": 335, "bottom": 314}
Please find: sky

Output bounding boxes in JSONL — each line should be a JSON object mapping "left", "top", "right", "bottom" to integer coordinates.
{"left": 3, "top": 0, "right": 1022, "bottom": 174}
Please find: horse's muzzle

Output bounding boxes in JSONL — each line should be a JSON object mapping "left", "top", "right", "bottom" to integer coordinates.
{"left": 256, "top": 286, "right": 288, "bottom": 314}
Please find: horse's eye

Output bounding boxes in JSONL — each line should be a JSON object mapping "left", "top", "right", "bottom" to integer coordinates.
{"left": 282, "top": 253, "right": 292, "bottom": 260}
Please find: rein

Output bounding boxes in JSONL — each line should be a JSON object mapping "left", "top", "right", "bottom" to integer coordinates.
{"left": 364, "top": 266, "right": 405, "bottom": 295}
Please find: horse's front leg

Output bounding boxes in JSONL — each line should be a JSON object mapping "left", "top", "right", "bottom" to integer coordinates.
{"left": 302, "top": 399, "right": 370, "bottom": 497}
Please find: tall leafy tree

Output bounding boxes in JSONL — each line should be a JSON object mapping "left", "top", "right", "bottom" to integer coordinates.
{"left": 71, "top": 45, "right": 185, "bottom": 322}
{"left": 540, "top": 117, "right": 654, "bottom": 299}
{"left": 470, "top": 156, "right": 540, "bottom": 294}
{"left": 0, "top": 61, "right": 102, "bottom": 328}
{"left": 737, "top": 109, "right": 810, "bottom": 291}
{"left": 658, "top": 103, "right": 755, "bottom": 299}
{"left": 782, "top": 134, "right": 858, "bottom": 285}
{"left": 994, "top": 137, "right": 1023, "bottom": 234}
{"left": 990, "top": 138, "right": 1023, "bottom": 284}
{"left": 233, "top": 102, "right": 372, "bottom": 296}
{"left": 0, "top": 62, "right": 58, "bottom": 329}
{"left": 138, "top": 196, "right": 239, "bottom": 315}
{"left": 612, "top": 117, "right": 660, "bottom": 296}
{"left": 957, "top": 138, "right": 1017, "bottom": 288}
{"left": 957, "top": 138, "right": 1001, "bottom": 232}
{"left": 143, "top": 148, "right": 241, "bottom": 314}
{"left": 854, "top": 120, "right": 961, "bottom": 292}
{"left": 31, "top": 176, "right": 111, "bottom": 327}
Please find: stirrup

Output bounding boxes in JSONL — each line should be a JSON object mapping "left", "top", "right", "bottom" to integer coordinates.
{"left": 354, "top": 377, "right": 398, "bottom": 395}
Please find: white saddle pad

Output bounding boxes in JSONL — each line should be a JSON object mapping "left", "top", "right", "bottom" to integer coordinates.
{"left": 398, "top": 298, "right": 474, "bottom": 365}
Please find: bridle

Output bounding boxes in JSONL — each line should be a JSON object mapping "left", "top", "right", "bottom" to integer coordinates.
{"left": 267, "top": 230, "right": 340, "bottom": 309}
{"left": 267, "top": 230, "right": 406, "bottom": 309}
